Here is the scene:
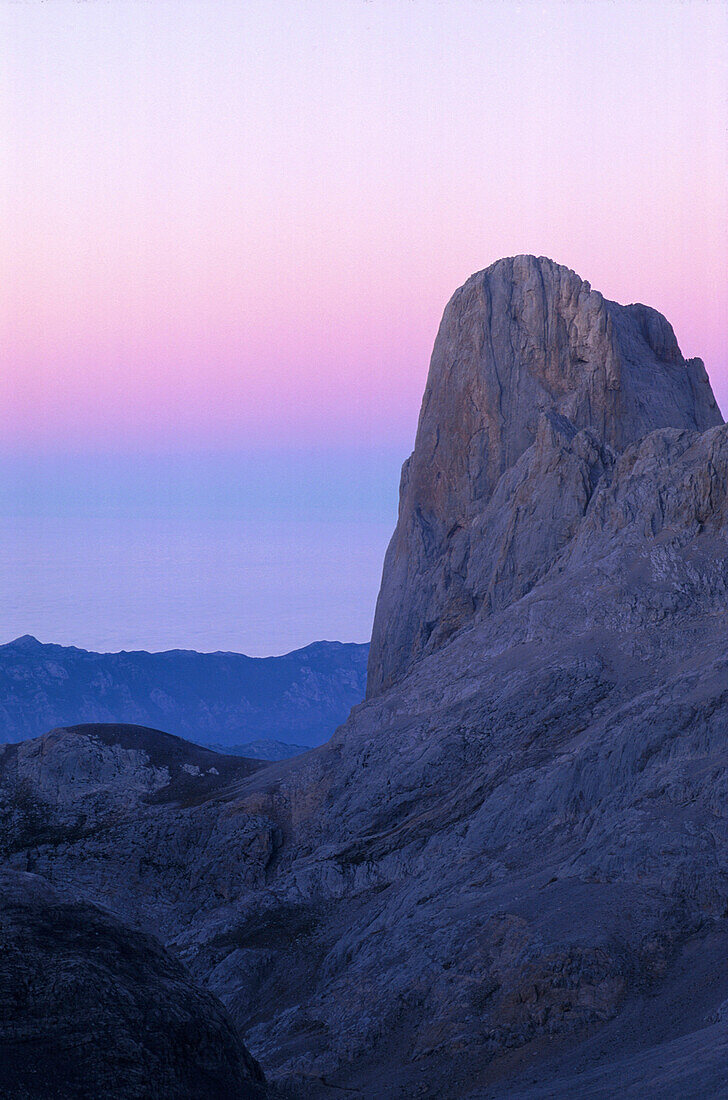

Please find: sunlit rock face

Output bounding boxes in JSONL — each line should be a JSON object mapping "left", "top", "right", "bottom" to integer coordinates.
{"left": 367, "top": 255, "right": 722, "bottom": 696}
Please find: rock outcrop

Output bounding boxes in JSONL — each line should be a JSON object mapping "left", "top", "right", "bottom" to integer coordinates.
{"left": 0, "top": 723, "right": 266, "bottom": 856}
{"left": 0, "top": 726, "right": 282, "bottom": 942}
{"left": 367, "top": 255, "right": 722, "bottom": 695}
{"left": 0, "top": 870, "right": 266, "bottom": 1098}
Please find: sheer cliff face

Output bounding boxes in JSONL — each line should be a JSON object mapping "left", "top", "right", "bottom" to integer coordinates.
{"left": 367, "top": 255, "right": 723, "bottom": 696}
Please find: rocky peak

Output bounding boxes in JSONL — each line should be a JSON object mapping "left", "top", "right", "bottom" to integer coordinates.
{"left": 367, "top": 255, "right": 723, "bottom": 696}
{"left": 4, "top": 635, "right": 44, "bottom": 651}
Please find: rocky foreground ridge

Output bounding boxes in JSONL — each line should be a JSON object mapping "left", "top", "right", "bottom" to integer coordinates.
{"left": 0, "top": 869, "right": 266, "bottom": 1099}
{"left": 2, "top": 256, "right": 727, "bottom": 1098}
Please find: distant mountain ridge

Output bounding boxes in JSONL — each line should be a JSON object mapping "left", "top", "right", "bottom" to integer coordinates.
{"left": 0, "top": 636, "right": 368, "bottom": 749}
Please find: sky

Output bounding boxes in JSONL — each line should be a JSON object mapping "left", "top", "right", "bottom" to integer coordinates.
{"left": 1, "top": 0, "right": 726, "bottom": 654}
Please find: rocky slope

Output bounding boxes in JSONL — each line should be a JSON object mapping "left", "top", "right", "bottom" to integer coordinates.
{"left": 3, "top": 256, "right": 727, "bottom": 1097}
{"left": 0, "top": 869, "right": 266, "bottom": 1099}
{"left": 0, "top": 636, "right": 368, "bottom": 749}
{"left": 0, "top": 723, "right": 267, "bottom": 858}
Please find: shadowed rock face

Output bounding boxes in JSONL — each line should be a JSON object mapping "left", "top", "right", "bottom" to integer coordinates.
{"left": 0, "top": 870, "right": 266, "bottom": 1099}
{"left": 367, "top": 255, "right": 723, "bottom": 696}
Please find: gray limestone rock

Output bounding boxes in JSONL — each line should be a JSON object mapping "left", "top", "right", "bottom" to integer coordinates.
{"left": 367, "top": 255, "right": 723, "bottom": 696}
{"left": 0, "top": 723, "right": 266, "bottom": 856}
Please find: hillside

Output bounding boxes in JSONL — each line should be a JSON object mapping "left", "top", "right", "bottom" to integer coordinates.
{"left": 0, "top": 869, "right": 266, "bottom": 1098}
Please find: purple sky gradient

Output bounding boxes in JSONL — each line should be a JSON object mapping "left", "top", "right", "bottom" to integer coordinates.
{"left": 1, "top": 1, "right": 726, "bottom": 652}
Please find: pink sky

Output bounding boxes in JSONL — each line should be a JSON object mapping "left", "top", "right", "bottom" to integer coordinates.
{"left": 2, "top": 1, "right": 726, "bottom": 458}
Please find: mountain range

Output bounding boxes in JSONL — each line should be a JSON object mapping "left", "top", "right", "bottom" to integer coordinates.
{"left": 0, "top": 635, "right": 368, "bottom": 752}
